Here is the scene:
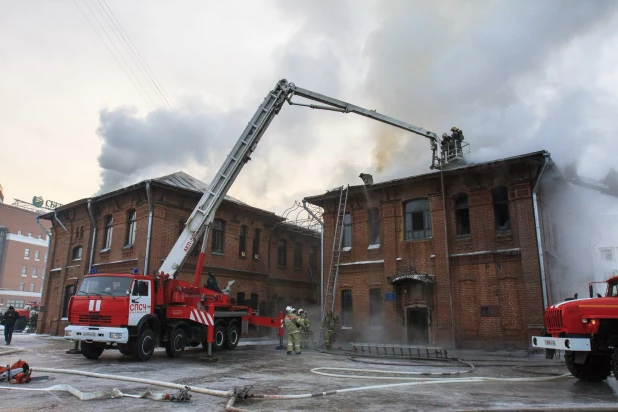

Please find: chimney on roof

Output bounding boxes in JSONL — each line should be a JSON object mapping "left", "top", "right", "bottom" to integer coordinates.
{"left": 359, "top": 173, "right": 373, "bottom": 186}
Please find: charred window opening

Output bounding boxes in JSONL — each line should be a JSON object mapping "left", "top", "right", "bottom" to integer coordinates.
{"left": 341, "top": 289, "right": 353, "bottom": 327}
{"left": 342, "top": 213, "right": 352, "bottom": 249}
{"left": 455, "top": 194, "right": 471, "bottom": 236}
{"left": 103, "top": 215, "right": 113, "bottom": 249}
{"left": 239, "top": 225, "right": 247, "bottom": 257}
{"left": 492, "top": 187, "right": 510, "bottom": 232}
{"left": 277, "top": 239, "right": 287, "bottom": 267}
{"left": 211, "top": 219, "right": 225, "bottom": 254}
{"left": 252, "top": 228, "right": 261, "bottom": 259}
{"left": 294, "top": 242, "right": 303, "bottom": 269}
{"left": 369, "top": 288, "right": 382, "bottom": 328}
{"left": 404, "top": 199, "right": 432, "bottom": 240}
{"left": 368, "top": 208, "right": 380, "bottom": 246}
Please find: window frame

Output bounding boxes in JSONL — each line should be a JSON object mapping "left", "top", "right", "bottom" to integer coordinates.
{"left": 341, "top": 289, "right": 353, "bottom": 328}
{"left": 103, "top": 215, "right": 114, "bottom": 250}
{"left": 211, "top": 219, "right": 225, "bottom": 254}
{"left": 29, "top": 283, "right": 35, "bottom": 292}
{"left": 19, "top": 282, "right": 25, "bottom": 291}
{"left": 125, "top": 209, "right": 137, "bottom": 246}
{"left": 492, "top": 186, "right": 511, "bottom": 232}
{"left": 342, "top": 213, "right": 352, "bottom": 250}
{"left": 600, "top": 248, "right": 615, "bottom": 262}
{"left": 24, "top": 248, "right": 30, "bottom": 259}
{"left": 252, "top": 228, "right": 261, "bottom": 260}
{"left": 368, "top": 208, "right": 380, "bottom": 246}
{"left": 277, "top": 239, "right": 287, "bottom": 267}
{"left": 34, "top": 250, "right": 40, "bottom": 260}
{"left": 404, "top": 199, "right": 432, "bottom": 240}
{"left": 239, "top": 225, "right": 247, "bottom": 257}
{"left": 294, "top": 242, "right": 303, "bottom": 269}
{"left": 21, "top": 265, "right": 27, "bottom": 276}
{"left": 455, "top": 193, "right": 471, "bottom": 236}
{"left": 72, "top": 246, "right": 83, "bottom": 261}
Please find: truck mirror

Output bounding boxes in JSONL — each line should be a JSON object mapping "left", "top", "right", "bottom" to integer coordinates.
{"left": 589, "top": 284, "right": 593, "bottom": 298}
{"left": 126, "top": 290, "right": 130, "bottom": 295}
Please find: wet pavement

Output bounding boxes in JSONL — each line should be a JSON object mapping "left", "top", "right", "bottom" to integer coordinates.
{"left": 1, "top": 333, "right": 618, "bottom": 411}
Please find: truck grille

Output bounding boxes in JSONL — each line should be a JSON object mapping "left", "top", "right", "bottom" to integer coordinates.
{"left": 545, "top": 308, "right": 563, "bottom": 331}
{"left": 79, "top": 314, "right": 112, "bottom": 325}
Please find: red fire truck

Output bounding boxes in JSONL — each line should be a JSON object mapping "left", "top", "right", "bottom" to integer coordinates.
{"left": 532, "top": 276, "right": 618, "bottom": 382}
{"left": 64, "top": 79, "right": 443, "bottom": 361}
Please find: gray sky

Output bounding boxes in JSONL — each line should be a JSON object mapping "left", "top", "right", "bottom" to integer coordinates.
{"left": 1, "top": 0, "right": 617, "bottom": 214}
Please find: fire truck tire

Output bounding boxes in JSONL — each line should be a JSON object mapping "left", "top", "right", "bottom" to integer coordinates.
{"left": 213, "top": 324, "right": 226, "bottom": 351}
{"left": 565, "top": 351, "right": 610, "bottom": 382}
{"left": 165, "top": 328, "right": 186, "bottom": 358}
{"left": 133, "top": 328, "right": 155, "bottom": 361}
{"left": 611, "top": 352, "right": 618, "bottom": 380}
{"left": 81, "top": 341, "right": 104, "bottom": 360}
{"left": 226, "top": 323, "right": 239, "bottom": 350}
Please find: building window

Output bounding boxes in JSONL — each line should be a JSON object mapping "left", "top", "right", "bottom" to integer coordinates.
{"left": 309, "top": 246, "right": 317, "bottom": 272}
{"left": 37, "top": 234, "right": 42, "bottom": 239}
{"left": 404, "top": 199, "right": 432, "bottom": 240}
{"left": 24, "top": 248, "right": 30, "bottom": 258}
{"left": 45, "top": 251, "right": 48, "bottom": 262}
{"left": 455, "top": 193, "right": 471, "bottom": 236}
{"left": 252, "top": 228, "right": 261, "bottom": 259}
{"left": 600, "top": 248, "right": 615, "bottom": 261}
{"left": 72, "top": 246, "right": 83, "bottom": 260}
{"left": 103, "top": 215, "right": 113, "bottom": 250}
{"left": 368, "top": 208, "right": 380, "bottom": 246}
{"left": 492, "top": 186, "right": 510, "bottom": 232}
{"left": 7, "top": 299, "right": 24, "bottom": 309}
{"left": 32, "top": 268, "right": 37, "bottom": 277}
{"left": 28, "top": 232, "right": 32, "bottom": 237}
{"left": 19, "top": 282, "right": 24, "bottom": 291}
{"left": 369, "top": 288, "right": 382, "bottom": 327}
{"left": 341, "top": 290, "right": 353, "bottom": 327}
{"left": 237, "top": 292, "right": 245, "bottom": 306}
{"left": 62, "top": 285, "right": 76, "bottom": 318}
{"left": 239, "top": 225, "right": 247, "bottom": 257}
{"left": 250, "top": 293, "right": 258, "bottom": 311}
{"left": 35, "top": 250, "right": 40, "bottom": 260}
{"left": 342, "top": 213, "right": 352, "bottom": 249}
{"left": 21, "top": 266, "right": 27, "bottom": 276}
{"left": 29, "top": 283, "right": 35, "bottom": 292}
{"left": 212, "top": 219, "right": 225, "bottom": 254}
{"left": 17, "top": 230, "right": 22, "bottom": 235}
{"left": 294, "top": 242, "right": 303, "bottom": 269}
{"left": 125, "top": 209, "right": 137, "bottom": 246}
{"left": 278, "top": 239, "right": 287, "bottom": 267}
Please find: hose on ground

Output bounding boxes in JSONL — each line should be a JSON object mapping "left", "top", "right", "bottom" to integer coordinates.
{"left": 0, "top": 383, "right": 191, "bottom": 401}
{"left": 348, "top": 357, "right": 476, "bottom": 375}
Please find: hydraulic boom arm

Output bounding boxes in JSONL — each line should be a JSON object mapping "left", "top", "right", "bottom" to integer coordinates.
{"left": 159, "top": 79, "right": 440, "bottom": 278}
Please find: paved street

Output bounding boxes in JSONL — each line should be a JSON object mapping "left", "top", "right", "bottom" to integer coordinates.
{"left": 1, "top": 334, "right": 618, "bottom": 411}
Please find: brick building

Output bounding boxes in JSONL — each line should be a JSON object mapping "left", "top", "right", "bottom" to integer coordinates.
{"left": 38, "top": 172, "right": 320, "bottom": 336}
{"left": 0, "top": 201, "right": 51, "bottom": 311}
{"left": 305, "top": 151, "right": 553, "bottom": 349}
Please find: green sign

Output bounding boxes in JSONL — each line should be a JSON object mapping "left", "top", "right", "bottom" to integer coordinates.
{"left": 32, "top": 196, "right": 44, "bottom": 208}
{"left": 32, "top": 196, "right": 63, "bottom": 209}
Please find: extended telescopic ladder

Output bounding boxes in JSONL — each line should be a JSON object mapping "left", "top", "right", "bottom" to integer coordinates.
{"left": 324, "top": 185, "right": 349, "bottom": 313}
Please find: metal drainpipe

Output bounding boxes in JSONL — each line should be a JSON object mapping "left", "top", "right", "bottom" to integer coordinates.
{"left": 86, "top": 199, "right": 97, "bottom": 274}
{"left": 440, "top": 167, "right": 457, "bottom": 350}
{"left": 532, "top": 154, "right": 550, "bottom": 308}
{"left": 144, "top": 181, "right": 154, "bottom": 276}
{"left": 303, "top": 199, "right": 324, "bottom": 321}
{"left": 53, "top": 209, "right": 67, "bottom": 232}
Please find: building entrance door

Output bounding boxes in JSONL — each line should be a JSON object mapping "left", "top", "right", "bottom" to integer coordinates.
{"left": 406, "top": 307, "right": 429, "bottom": 344}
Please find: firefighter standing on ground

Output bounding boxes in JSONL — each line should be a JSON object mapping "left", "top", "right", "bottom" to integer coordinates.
{"left": 284, "top": 306, "right": 301, "bottom": 355}
{"left": 321, "top": 310, "right": 340, "bottom": 350}
{"left": 2, "top": 306, "right": 18, "bottom": 345}
{"left": 297, "top": 309, "right": 315, "bottom": 349}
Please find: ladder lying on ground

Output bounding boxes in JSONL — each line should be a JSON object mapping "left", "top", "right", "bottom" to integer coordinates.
{"left": 324, "top": 185, "right": 349, "bottom": 313}
{"left": 350, "top": 342, "right": 449, "bottom": 359}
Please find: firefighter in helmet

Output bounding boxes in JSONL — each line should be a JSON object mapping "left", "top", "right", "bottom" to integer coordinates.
{"left": 297, "top": 309, "right": 315, "bottom": 349}
{"left": 284, "top": 306, "right": 301, "bottom": 355}
{"left": 321, "top": 310, "right": 340, "bottom": 350}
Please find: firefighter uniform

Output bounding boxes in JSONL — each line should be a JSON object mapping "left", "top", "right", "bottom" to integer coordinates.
{"left": 321, "top": 311, "right": 340, "bottom": 350}
{"left": 297, "top": 309, "right": 315, "bottom": 349}
{"left": 284, "top": 307, "right": 301, "bottom": 354}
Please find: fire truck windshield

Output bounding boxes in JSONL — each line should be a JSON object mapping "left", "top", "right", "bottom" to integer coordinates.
{"left": 77, "top": 276, "right": 132, "bottom": 297}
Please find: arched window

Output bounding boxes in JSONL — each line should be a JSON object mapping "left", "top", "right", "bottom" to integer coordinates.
{"left": 492, "top": 187, "right": 510, "bottom": 232}
{"left": 125, "top": 209, "right": 137, "bottom": 246}
{"left": 404, "top": 199, "right": 432, "bottom": 240}
{"left": 455, "top": 194, "right": 471, "bottom": 236}
{"left": 211, "top": 219, "right": 225, "bottom": 253}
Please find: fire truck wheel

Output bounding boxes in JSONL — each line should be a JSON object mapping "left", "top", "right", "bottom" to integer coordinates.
{"left": 133, "top": 328, "right": 155, "bottom": 361}
{"left": 565, "top": 351, "right": 610, "bottom": 382}
{"left": 226, "top": 323, "right": 239, "bottom": 350}
{"left": 81, "top": 341, "right": 104, "bottom": 360}
{"left": 165, "top": 328, "right": 186, "bottom": 358}
{"left": 213, "top": 324, "right": 226, "bottom": 351}
{"left": 611, "top": 352, "right": 618, "bottom": 380}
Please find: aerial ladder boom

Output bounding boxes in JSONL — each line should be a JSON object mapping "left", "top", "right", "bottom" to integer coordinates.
{"left": 159, "top": 79, "right": 441, "bottom": 279}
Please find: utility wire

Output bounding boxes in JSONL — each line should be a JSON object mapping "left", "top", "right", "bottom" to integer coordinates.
{"left": 97, "top": 0, "right": 174, "bottom": 108}
{"left": 103, "top": 0, "right": 174, "bottom": 107}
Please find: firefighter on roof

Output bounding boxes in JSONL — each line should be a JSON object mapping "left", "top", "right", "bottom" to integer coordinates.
{"left": 284, "top": 306, "right": 301, "bottom": 355}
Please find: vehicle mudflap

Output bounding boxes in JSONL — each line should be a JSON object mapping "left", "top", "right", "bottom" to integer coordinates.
{"left": 545, "top": 348, "right": 555, "bottom": 359}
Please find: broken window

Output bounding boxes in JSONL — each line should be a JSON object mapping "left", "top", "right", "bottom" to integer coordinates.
{"left": 455, "top": 193, "right": 471, "bottom": 236}
{"left": 341, "top": 289, "right": 353, "bottom": 327}
{"left": 342, "top": 213, "right": 352, "bottom": 249}
{"left": 369, "top": 288, "right": 382, "bottom": 327}
{"left": 294, "top": 242, "right": 302, "bottom": 269}
{"left": 404, "top": 199, "right": 432, "bottom": 240}
{"left": 600, "top": 248, "right": 615, "bottom": 261}
{"left": 278, "top": 239, "right": 287, "bottom": 267}
{"left": 492, "top": 187, "right": 510, "bottom": 232}
{"left": 252, "top": 228, "right": 261, "bottom": 259}
{"left": 239, "top": 225, "right": 247, "bottom": 257}
{"left": 103, "top": 215, "right": 113, "bottom": 250}
{"left": 212, "top": 219, "right": 225, "bottom": 254}
{"left": 125, "top": 209, "right": 137, "bottom": 246}
{"left": 368, "top": 208, "right": 380, "bottom": 246}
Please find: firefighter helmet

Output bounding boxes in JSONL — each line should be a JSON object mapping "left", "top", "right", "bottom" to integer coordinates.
{"left": 298, "top": 309, "right": 304, "bottom": 315}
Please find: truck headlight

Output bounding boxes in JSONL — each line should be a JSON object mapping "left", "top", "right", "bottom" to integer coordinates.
{"left": 65, "top": 330, "right": 73, "bottom": 337}
{"left": 109, "top": 332, "right": 123, "bottom": 339}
